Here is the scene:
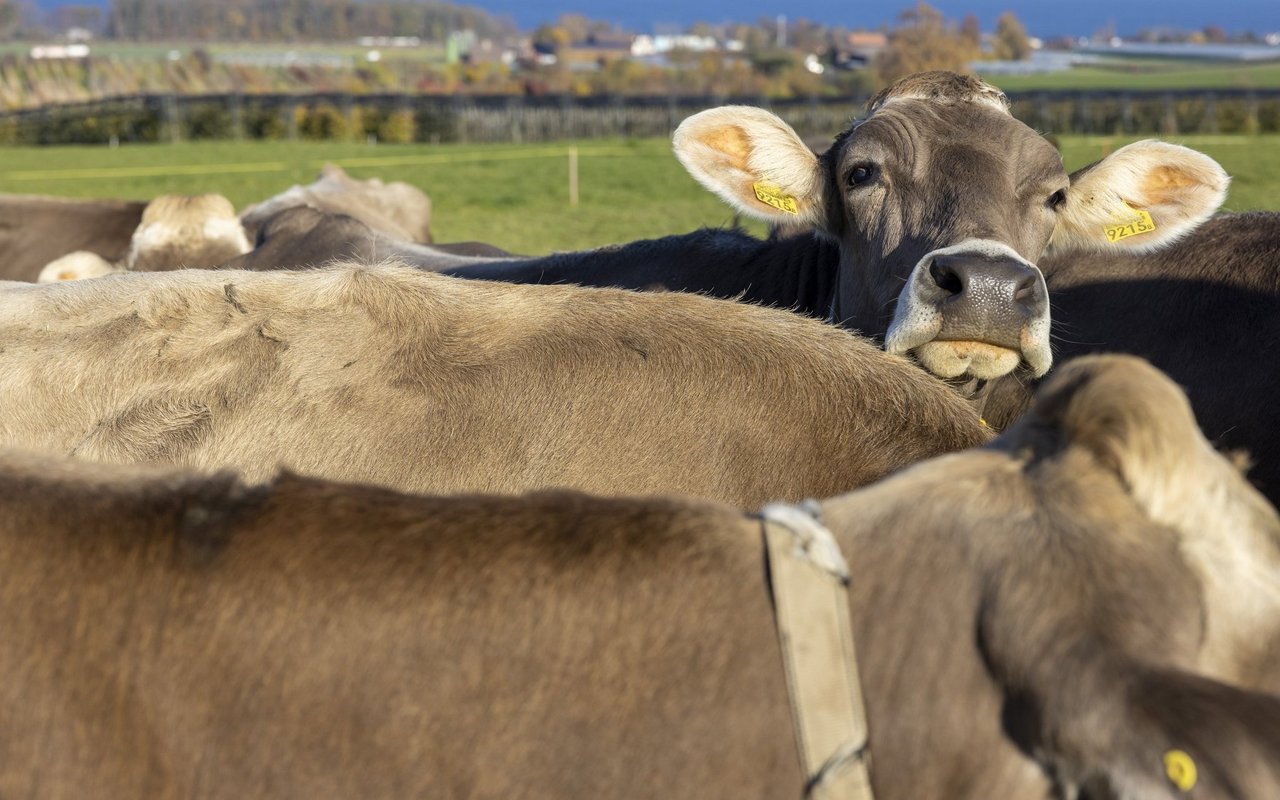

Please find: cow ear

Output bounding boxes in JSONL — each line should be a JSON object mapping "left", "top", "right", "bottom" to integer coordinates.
{"left": 1050, "top": 140, "right": 1228, "bottom": 254}
{"left": 673, "top": 106, "right": 826, "bottom": 228}
{"left": 1020, "top": 354, "right": 1262, "bottom": 537}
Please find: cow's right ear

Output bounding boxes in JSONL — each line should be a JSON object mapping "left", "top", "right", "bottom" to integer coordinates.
{"left": 673, "top": 106, "right": 826, "bottom": 228}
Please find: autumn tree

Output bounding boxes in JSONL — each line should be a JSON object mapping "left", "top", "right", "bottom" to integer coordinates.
{"left": 531, "top": 24, "right": 571, "bottom": 53}
{"left": 873, "top": 2, "right": 980, "bottom": 86}
{"left": 0, "top": 0, "right": 19, "bottom": 38}
{"left": 992, "top": 11, "right": 1032, "bottom": 60}
{"left": 960, "top": 14, "right": 980, "bottom": 51}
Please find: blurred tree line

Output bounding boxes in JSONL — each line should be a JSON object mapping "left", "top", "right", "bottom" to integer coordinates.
{"left": 104, "top": 0, "right": 515, "bottom": 42}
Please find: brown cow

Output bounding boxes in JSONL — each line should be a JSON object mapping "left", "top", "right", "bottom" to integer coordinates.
{"left": 0, "top": 262, "right": 986, "bottom": 505}
{"left": 123, "top": 193, "right": 252, "bottom": 272}
{"left": 672, "top": 72, "right": 1227, "bottom": 380}
{"left": 36, "top": 193, "right": 252, "bottom": 281}
{"left": 433, "top": 74, "right": 1226, "bottom": 387}
{"left": 1, "top": 355, "right": 1277, "bottom": 798}
{"left": 221, "top": 206, "right": 514, "bottom": 272}
{"left": 240, "top": 163, "right": 433, "bottom": 243}
{"left": 0, "top": 193, "right": 144, "bottom": 281}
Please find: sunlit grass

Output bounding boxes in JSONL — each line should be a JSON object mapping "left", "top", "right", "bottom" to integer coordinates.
{"left": 2, "top": 134, "right": 1276, "bottom": 254}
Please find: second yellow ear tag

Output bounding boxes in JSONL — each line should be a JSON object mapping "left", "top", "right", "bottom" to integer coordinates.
{"left": 1103, "top": 202, "right": 1157, "bottom": 243}
{"left": 753, "top": 182, "right": 799, "bottom": 215}
{"left": 1163, "top": 749, "right": 1197, "bottom": 792}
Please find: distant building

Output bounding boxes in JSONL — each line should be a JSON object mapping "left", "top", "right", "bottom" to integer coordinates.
{"left": 561, "top": 38, "right": 634, "bottom": 70}
{"left": 631, "top": 34, "right": 718, "bottom": 57}
{"left": 829, "top": 31, "right": 886, "bottom": 69}
{"left": 30, "top": 44, "right": 90, "bottom": 59}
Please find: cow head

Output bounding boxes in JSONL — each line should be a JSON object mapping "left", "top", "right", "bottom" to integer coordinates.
{"left": 126, "top": 193, "right": 252, "bottom": 272}
{"left": 1006, "top": 354, "right": 1280, "bottom": 691}
{"left": 36, "top": 251, "right": 123, "bottom": 283}
{"left": 674, "top": 72, "right": 1228, "bottom": 381}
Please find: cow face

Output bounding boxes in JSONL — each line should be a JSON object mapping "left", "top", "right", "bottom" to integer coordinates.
{"left": 674, "top": 72, "right": 1228, "bottom": 381}
{"left": 819, "top": 354, "right": 1280, "bottom": 796}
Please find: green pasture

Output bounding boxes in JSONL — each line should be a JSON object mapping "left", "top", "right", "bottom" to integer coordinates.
{"left": 986, "top": 59, "right": 1280, "bottom": 92}
{"left": 0, "top": 134, "right": 1277, "bottom": 254}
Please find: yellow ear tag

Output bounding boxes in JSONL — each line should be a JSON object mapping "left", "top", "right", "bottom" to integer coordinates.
{"left": 1103, "top": 202, "right": 1157, "bottom": 243}
{"left": 1163, "top": 749, "right": 1197, "bottom": 792}
{"left": 753, "top": 182, "right": 799, "bottom": 216}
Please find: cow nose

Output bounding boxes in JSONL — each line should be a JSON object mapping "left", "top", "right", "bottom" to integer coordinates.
{"left": 926, "top": 253, "right": 1045, "bottom": 349}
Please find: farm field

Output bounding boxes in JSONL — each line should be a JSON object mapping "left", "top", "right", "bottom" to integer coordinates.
{"left": 1, "top": 133, "right": 1277, "bottom": 254}
{"left": 986, "top": 60, "right": 1280, "bottom": 92}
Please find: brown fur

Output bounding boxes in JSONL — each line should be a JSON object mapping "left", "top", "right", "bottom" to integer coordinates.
{"left": 240, "top": 163, "right": 433, "bottom": 244}
{"left": 224, "top": 207, "right": 510, "bottom": 272}
{"left": 865, "top": 70, "right": 1011, "bottom": 115}
{"left": 2, "top": 355, "right": 1277, "bottom": 798}
{"left": 0, "top": 263, "right": 987, "bottom": 504}
{"left": 700, "top": 125, "right": 752, "bottom": 169}
{"left": 0, "top": 193, "right": 144, "bottom": 281}
{"left": 126, "top": 193, "right": 252, "bottom": 272}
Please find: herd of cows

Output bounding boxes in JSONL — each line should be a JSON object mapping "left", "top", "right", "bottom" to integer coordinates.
{"left": 2, "top": 71, "right": 1279, "bottom": 797}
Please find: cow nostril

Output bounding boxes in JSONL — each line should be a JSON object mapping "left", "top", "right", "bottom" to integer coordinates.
{"left": 1013, "top": 273, "right": 1038, "bottom": 304}
{"left": 929, "top": 260, "right": 964, "bottom": 296}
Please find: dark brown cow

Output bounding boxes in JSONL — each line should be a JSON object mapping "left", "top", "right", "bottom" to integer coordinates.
{"left": 0, "top": 193, "right": 144, "bottom": 281}
{"left": 2, "top": 355, "right": 1277, "bottom": 798}
{"left": 0, "top": 262, "right": 986, "bottom": 505}
{"left": 222, "top": 206, "right": 514, "bottom": 272}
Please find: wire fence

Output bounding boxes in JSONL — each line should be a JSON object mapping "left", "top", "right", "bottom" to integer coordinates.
{"left": 2, "top": 88, "right": 1280, "bottom": 146}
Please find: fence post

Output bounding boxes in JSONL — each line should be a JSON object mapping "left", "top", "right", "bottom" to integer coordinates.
{"left": 341, "top": 94, "right": 356, "bottom": 140}
{"left": 568, "top": 146, "right": 579, "bottom": 207}
{"left": 230, "top": 92, "right": 243, "bottom": 141}
{"left": 163, "top": 93, "right": 180, "bottom": 143}
{"left": 1162, "top": 92, "right": 1178, "bottom": 136}
{"left": 285, "top": 98, "right": 299, "bottom": 140}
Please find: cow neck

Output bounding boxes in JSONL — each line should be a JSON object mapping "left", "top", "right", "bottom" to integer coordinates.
{"left": 759, "top": 501, "right": 875, "bottom": 800}
{"left": 827, "top": 262, "right": 876, "bottom": 342}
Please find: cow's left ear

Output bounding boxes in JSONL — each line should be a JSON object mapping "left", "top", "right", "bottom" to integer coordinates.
{"left": 1050, "top": 140, "right": 1228, "bottom": 254}
{"left": 673, "top": 106, "right": 827, "bottom": 229}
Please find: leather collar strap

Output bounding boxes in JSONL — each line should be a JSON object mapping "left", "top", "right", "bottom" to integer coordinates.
{"left": 760, "top": 502, "right": 874, "bottom": 800}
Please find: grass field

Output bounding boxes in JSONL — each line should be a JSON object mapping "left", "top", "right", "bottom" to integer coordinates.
{"left": 986, "top": 60, "right": 1280, "bottom": 92}
{"left": 1, "top": 134, "right": 1277, "bottom": 254}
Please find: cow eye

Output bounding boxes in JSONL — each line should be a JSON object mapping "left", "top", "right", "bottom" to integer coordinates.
{"left": 847, "top": 164, "right": 876, "bottom": 188}
{"left": 1048, "top": 189, "right": 1067, "bottom": 210}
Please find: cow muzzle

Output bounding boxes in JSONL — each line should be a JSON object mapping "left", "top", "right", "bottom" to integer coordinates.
{"left": 885, "top": 240, "right": 1051, "bottom": 380}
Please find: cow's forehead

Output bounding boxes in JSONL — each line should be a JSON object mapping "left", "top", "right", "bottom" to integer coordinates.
{"left": 833, "top": 101, "right": 1061, "bottom": 179}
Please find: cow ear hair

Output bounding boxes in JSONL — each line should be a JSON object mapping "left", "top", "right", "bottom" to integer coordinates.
{"left": 1019, "top": 354, "right": 1244, "bottom": 530}
{"left": 1050, "top": 140, "right": 1228, "bottom": 254}
{"left": 673, "top": 106, "right": 827, "bottom": 228}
